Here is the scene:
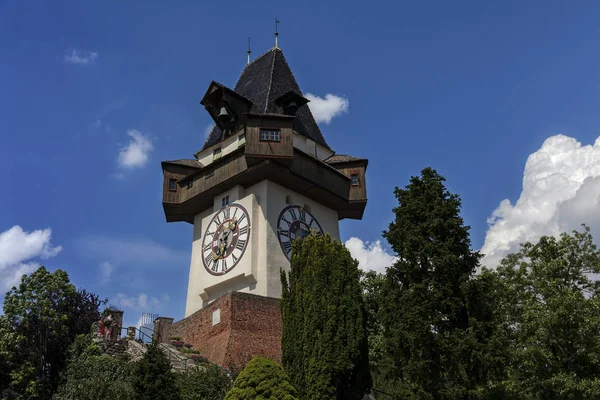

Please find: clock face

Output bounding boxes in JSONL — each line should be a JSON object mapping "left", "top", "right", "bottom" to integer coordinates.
{"left": 201, "top": 203, "right": 251, "bottom": 276}
{"left": 277, "top": 205, "right": 323, "bottom": 260}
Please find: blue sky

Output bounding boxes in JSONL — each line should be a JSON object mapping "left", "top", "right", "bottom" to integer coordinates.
{"left": 3, "top": 0, "right": 600, "bottom": 326}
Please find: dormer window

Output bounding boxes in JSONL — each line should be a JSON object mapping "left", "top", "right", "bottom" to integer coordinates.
{"left": 260, "top": 129, "right": 280, "bottom": 142}
{"left": 238, "top": 134, "right": 246, "bottom": 147}
{"left": 213, "top": 147, "right": 222, "bottom": 161}
{"left": 187, "top": 179, "right": 193, "bottom": 189}
{"left": 169, "top": 179, "right": 177, "bottom": 192}
{"left": 222, "top": 195, "right": 230, "bottom": 207}
{"left": 351, "top": 174, "right": 359, "bottom": 186}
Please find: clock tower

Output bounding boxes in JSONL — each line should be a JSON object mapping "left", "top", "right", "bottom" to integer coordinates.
{"left": 156, "top": 46, "right": 368, "bottom": 368}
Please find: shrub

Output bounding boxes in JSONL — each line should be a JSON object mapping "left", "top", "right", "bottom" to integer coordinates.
{"left": 224, "top": 356, "right": 298, "bottom": 400}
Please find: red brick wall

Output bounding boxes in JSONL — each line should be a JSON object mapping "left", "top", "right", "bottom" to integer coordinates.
{"left": 155, "top": 292, "right": 282, "bottom": 370}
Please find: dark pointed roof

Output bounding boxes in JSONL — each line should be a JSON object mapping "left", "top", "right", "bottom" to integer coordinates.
{"left": 199, "top": 48, "right": 331, "bottom": 153}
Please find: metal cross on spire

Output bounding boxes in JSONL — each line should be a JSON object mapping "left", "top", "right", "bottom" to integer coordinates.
{"left": 275, "top": 18, "right": 280, "bottom": 48}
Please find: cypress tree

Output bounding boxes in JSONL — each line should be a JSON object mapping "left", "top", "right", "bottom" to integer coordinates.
{"left": 281, "top": 232, "right": 371, "bottom": 400}
{"left": 132, "top": 342, "right": 180, "bottom": 400}
{"left": 381, "top": 167, "right": 482, "bottom": 398}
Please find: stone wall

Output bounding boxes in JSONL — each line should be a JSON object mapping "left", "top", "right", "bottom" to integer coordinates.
{"left": 154, "top": 291, "right": 282, "bottom": 370}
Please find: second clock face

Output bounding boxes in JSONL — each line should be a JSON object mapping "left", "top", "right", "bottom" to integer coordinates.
{"left": 277, "top": 205, "right": 323, "bottom": 260}
{"left": 201, "top": 203, "right": 251, "bottom": 276}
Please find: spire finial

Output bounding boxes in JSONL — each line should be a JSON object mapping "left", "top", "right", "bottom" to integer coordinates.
{"left": 247, "top": 37, "right": 251, "bottom": 65}
{"left": 275, "top": 18, "right": 280, "bottom": 48}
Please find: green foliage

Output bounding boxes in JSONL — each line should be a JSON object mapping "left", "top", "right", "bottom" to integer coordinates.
{"left": 133, "top": 341, "right": 180, "bottom": 400}
{"left": 380, "top": 167, "right": 496, "bottom": 398}
{"left": 177, "top": 364, "right": 232, "bottom": 400}
{"left": 281, "top": 232, "right": 371, "bottom": 400}
{"left": 179, "top": 347, "right": 200, "bottom": 354}
{"left": 360, "top": 270, "right": 386, "bottom": 374}
{"left": 489, "top": 226, "right": 600, "bottom": 399}
{"left": 224, "top": 356, "right": 298, "bottom": 400}
{"left": 0, "top": 266, "right": 104, "bottom": 399}
{"left": 53, "top": 335, "right": 135, "bottom": 399}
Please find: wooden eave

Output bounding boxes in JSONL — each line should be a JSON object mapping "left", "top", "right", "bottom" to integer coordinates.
{"left": 162, "top": 150, "right": 366, "bottom": 223}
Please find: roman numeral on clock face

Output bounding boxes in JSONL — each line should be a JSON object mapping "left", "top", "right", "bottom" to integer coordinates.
{"left": 298, "top": 209, "right": 306, "bottom": 222}
{"left": 237, "top": 214, "right": 246, "bottom": 224}
{"left": 282, "top": 241, "right": 292, "bottom": 254}
{"left": 202, "top": 203, "right": 250, "bottom": 275}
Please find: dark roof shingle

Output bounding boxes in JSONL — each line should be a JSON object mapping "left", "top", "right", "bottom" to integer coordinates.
{"left": 162, "top": 159, "right": 203, "bottom": 168}
{"left": 325, "top": 154, "right": 367, "bottom": 164}
{"left": 199, "top": 48, "right": 330, "bottom": 152}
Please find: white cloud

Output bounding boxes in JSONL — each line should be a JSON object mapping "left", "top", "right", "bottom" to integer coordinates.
{"left": 481, "top": 134, "right": 600, "bottom": 267}
{"left": 305, "top": 93, "right": 349, "bottom": 124}
{"left": 99, "top": 261, "right": 114, "bottom": 284}
{"left": 64, "top": 49, "right": 98, "bottom": 65}
{"left": 345, "top": 237, "right": 397, "bottom": 274}
{"left": 77, "top": 235, "right": 188, "bottom": 266}
{"left": 0, "top": 226, "right": 62, "bottom": 293}
{"left": 93, "top": 119, "right": 102, "bottom": 128}
{"left": 117, "top": 129, "right": 153, "bottom": 169}
{"left": 112, "top": 292, "right": 170, "bottom": 311}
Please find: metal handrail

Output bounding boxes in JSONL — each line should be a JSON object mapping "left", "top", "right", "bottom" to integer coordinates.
{"left": 127, "top": 324, "right": 228, "bottom": 374}
{"left": 122, "top": 326, "right": 193, "bottom": 373}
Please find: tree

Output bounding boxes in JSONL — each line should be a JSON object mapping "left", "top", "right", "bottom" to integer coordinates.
{"left": 177, "top": 364, "right": 232, "bottom": 400}
{"left": 281, "top": 232, "right": 371, "bottom": 400}
{"left": 0, "top": 266, "right": 104, "bottom": 399}
{"left": 53, "top": 335, "right": 135, "bottom": 400}
{"left": 360, "top": 270, "right": 386, "bottom": 374}
{"left": 491, "top": 226, "right": 600, "bottom": 399}
{"left": 133, "top": 341, "right": 180, "bottom": 400}
{"left": 380, "top": 167, "right": 484, "bottom": 398}
{"left": 224, "top": 356, "right": 298, "bottom": 400}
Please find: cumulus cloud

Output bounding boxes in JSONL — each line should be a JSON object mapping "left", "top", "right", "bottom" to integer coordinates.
{"left": 345, "top": 237, "right": 397, "bottom": 274}
{"left": 481, "top": 134, "right": 600, "bottom": 267}
{"left": 0, "top": 226, "right": 62, "bottom": 292}
{"left": 117, "top": 129, "right": 153, "bottom": 169}
{"left": 64, "top": 49, "right": 98, "bottom": 65}
{"left": 305, "top": 93, "right": 349, "bottom": 124}
{"left": 99, "top": 261, "right": 114, "bottom": 284}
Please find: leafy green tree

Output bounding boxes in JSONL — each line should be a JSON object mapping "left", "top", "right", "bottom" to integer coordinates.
{"left": 491, "top": 226, "right": 600, "bottom": 399}
{"left": 281, "top": 232, "right": 371, "bottom": 400}
{"left": 133, "top": 341, "right": 180, "bottom": 400}
{"left": 224, "top": 356, "right": 298, "bottom": 400}
{"left": 0, "top": 266, "right": 104, "bottom": 399}
{"left": 53, "top": 335, "right": 135, "bottom": 400}
{"left": 380, "top": 167, "right": 487, "bottom": 398}
{"left": 360, "top": 270, "right": 386, "bottom": 374}
{"left": 177, "top": 363, "right": 232, "bottom": 400}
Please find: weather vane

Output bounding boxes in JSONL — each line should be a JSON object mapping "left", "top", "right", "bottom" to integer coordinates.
{"left": 275, "top": 18, "right": 280, "bottom": 48}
